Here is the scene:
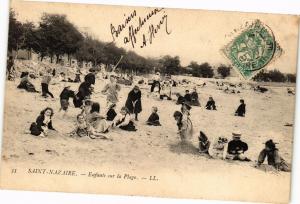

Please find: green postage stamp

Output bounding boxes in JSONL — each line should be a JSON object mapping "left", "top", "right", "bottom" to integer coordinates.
{"left": 223, "top": 20, "right": 282, "bottom": 80}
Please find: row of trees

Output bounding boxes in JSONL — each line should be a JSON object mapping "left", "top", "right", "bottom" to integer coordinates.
{"left": 253, "top": 69, "right": 296, "bottom": 83}
{"left": 8, "top": 9, "right": 296, "bottom": 82}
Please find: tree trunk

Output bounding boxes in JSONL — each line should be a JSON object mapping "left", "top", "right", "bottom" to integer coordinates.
{"left": 56, "top": 54, "right": 60, "bottom": 64}
{"left": 50, "top": 55, "right": 53, "bottom": 63}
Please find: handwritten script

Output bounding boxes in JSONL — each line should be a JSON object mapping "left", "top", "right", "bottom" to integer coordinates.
{"left": 110, "top": 8, "right": 171, "bottom": 48}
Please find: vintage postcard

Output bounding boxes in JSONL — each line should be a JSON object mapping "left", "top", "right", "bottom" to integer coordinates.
{"left": 0, "top": 0, "right": 299, "bottom": 203}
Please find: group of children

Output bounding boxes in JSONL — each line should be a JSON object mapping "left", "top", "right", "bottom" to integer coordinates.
{"left": 23, "top": 68, "right": 288, "bottom": 173}
{"left": 197, "top": 130, "right": 290, "bottom": 172}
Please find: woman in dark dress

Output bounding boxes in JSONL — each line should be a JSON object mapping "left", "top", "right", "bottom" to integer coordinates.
{"left": 125, "top": 85, "right": 142, "bottom": 121}
{"left": 73, "top": 81, "right": 92, "bottom": 108}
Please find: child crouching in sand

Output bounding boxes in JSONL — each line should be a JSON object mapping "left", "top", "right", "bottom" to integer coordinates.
{"left": 198, "top": 131, "right": 211, "bottom": 156}
{"left": 146, "top": 106, "right": 161, "bottom": 126}
{"left": 112, "top": 107, "right": 137, "bottom": 131}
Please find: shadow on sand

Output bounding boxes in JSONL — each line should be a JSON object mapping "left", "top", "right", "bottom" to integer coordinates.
{"left": 169, "top": 141, "right": 199, "bottom": 155}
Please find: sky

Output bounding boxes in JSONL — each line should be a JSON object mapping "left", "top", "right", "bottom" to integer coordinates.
{"left": 10, "top": 0, "right": 300, "bottom": 73}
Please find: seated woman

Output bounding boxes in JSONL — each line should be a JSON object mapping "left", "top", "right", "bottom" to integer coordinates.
{"left": 205, "top": 96, "right": 216, "bottom": 110}
{"left": 113, "top": 107, "right": 137, "bottom": 131}
{"left": 190, "top": 87, "right": 200, "bottom": 106}
{"left": 198, "top": 131, "right": 211, "bottom": 155}
{"left": 30, "top": 107, "right": 55, "bottom": 137}
{"left": 255, "top": 139, "right": 291, "bottom": 172}
{"left": 86, "top": 102, "right": 110, "bottom": 134}
{"left": 146, "top": 106, "right": 161, "bottom": 126}
{"left": 17, "top": 72, "right": 38, "bottom": 92}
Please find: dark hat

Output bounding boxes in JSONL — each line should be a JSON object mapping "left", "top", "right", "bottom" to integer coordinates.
{"left": 199, "top": 131, "right": 208, "bottom": 141}
{"left": 265, "top": 139, "right": 277, "bottom": 149}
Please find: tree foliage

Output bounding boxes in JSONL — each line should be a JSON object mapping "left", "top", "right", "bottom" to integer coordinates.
{"left": 217, "top": 64, "right": 231, "bottom": 78}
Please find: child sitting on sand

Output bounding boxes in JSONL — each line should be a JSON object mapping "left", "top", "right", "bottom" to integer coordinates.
{"left": 59, "top": 86, "right": 75, "bottom": 114}
{"left": 112, "top": 107, "right": 136, "bottom": 131}
{"left": 255, "top": 139, "right": 291, "bottom": 172}
{"left": 198, "top": 131, "right": 211, "bottom": 155}
{"left": 146, "top": 106, "right": 161, "bottom": 126}
{"left": 86, "top": 102, "right": 110, "bottom": 134}
{"left": 70, "top": 114, "right": 110, "bottom": 140}
{"left": 210, "top": 137, "right": 228, "bottom": 159}
{"left": 30, "top": 107, "right": 56, "bottom": 137}
{"left": 70, "top": 114, "right": 90, "bottom": 138}
{"left": 205, "top": 96, "right": 216, "bottom": 110}
{"left": 17, "top": 72, "right": 38, "bottom": 93}
{"left": 226, "top": 133, "right": 251, "bottom": 161}
{"left": 235, "top": 99, "right": 246, "bottom": 117}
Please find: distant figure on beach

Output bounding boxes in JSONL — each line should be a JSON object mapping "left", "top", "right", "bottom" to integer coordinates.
{"left": 176, "top": 93, "right": 185, "bottom": 105}
{"left": 235, "top": 99, "right": 246, "bottom": 117}
{"left": 190, "top": 87, "right": 200, "bottom": 106}
{"left": 198, "top": 131, "right": 211, "bottom": 155}
{"left": 159, "top": 81, "right": 172, "bottom": 100}
{"left": 210, "top": 137, "right": 228, "bottom": 159}
{"left": 59, "top": 86, "right": 75, "bottom": 114}
{"left": 112, "top": 107, "right": 136, "bottom": 131}
{"left": 41, "top": 69, "right": 54, "bottom": 98}
{"left": 255, "top": 139, "right": 291, "bottom": 172}
{"left": 125, "top": 85, "right": 142, "bottom": 121}
{"left": 146, "top": 106, "right": 161, "bottom": 126}
{"left": 102, "top": 75, "right": 121, "bottom": 106}
{"left": 74, "top": 67, "right": 81, "bottom": 83}
{"left": 205, "top": 96, "right": 216, "bottom": 110}
{"left": 150, "top": 72, "right": 161, "bottom": 93}
{"left": 184, "top": 90, "right": 192, "bottom": 104}
{"left": 17, "top": 72, "right": 38, "bottom": 92}
{"left": 7, "top": 56, "right": 15, "bottom": 80}
{"left": 29, "top": 107, "right": 56, "bottom": 137}
{"left": 226, "top": 133, "right": 251, "bottom": 161}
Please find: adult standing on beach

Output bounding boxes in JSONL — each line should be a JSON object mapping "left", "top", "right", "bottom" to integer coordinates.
{"left": 125, "top": 85, "right": 142, "bottom": 121}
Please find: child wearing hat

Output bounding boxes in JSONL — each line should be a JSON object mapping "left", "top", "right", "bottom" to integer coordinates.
{"left": 226, "top": 132, "right": 251, "bottom": 161}
{"left": 256, "top": 139, "right": 291, "bottom": 172}
{"left": 146, "top": 106, "right": 161, "bottom": 126}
